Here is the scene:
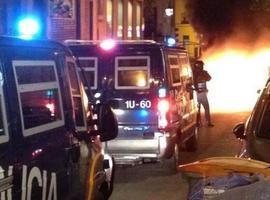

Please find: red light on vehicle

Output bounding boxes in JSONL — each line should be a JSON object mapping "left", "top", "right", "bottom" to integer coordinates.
{"left": 158, "top": 99, "right": 169, "bottom": 129}
{"left": 158, "top": 100, "right": 169, "bottom": 112}
{"left": 32, "top": 149, "right": 43, "bottom": 157}
{"left": 159, "top": 117, "right": 168, "bottom": 128}
{"left": 100, "top": 39, "right": 116, "bottom": 51}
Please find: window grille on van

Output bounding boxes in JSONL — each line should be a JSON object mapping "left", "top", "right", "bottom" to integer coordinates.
{"left": 77, "top": 57, "right": 98, "bottom": 90}
{"left": 67, "top": 59, "right": 87, "bottom": 131}
{"left": 179, "top": 55, "right": 192, "bottom": 78}
{"left": 168, "top": 55, "right": 181, "bottom": 86}
{"left": 13, "top": 60, "right": 64, "bottom": 137}
{"left": 115, "top": 56, "right": 150, "bottom": 89}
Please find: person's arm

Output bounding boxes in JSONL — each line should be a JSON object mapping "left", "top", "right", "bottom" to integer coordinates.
{"left": 192, "top": 72, "right": 199, "bottom": 90}
{"left": 202, "top": 71, "right": 211, "bottom": 81}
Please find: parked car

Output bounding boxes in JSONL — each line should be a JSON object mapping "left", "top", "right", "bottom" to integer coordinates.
{"left": 65, "top": 39, "right": 198, "bottom": 168}
{"left": 0, "top": 36, "right": 117, "bottom": 200}
{"left": 233, "top": 78, "right": 270, "bottom": 162}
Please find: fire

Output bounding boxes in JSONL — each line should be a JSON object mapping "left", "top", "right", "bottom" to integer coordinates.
{"left": 203, "top": 48, "right": 270, "bottom": 112}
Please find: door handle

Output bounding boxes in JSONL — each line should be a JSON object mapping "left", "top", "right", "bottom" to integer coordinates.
{"left": 65, "top": 143, "right": 80, "bottom": 163}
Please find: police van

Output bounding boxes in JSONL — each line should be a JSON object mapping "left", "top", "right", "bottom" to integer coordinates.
{"left": 66, "top": 39, "right": 197, "bottom": 167}
{"left": 0, "top": 36, "right": 117, "bottom": 199}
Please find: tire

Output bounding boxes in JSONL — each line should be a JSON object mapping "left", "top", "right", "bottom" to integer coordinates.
{"left": 166, "top": 142, "right": 181, "bottom": 173}
{"left": 173, "top": 142, "right": 181, "bottom": 167}
{"left": 185, "top": 127, "right": 198, "bottom": 152}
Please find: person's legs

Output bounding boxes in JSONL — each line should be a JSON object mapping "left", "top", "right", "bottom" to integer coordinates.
{"left": 196, "top": 102, "right": 202, "bottom": 127}
{"left": 197, "top": 92, "right": 214, "bottom": 127}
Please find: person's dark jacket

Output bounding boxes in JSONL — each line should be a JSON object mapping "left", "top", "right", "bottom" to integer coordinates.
{"left": 193, "top": 69, "right": 211, "bottom": 92}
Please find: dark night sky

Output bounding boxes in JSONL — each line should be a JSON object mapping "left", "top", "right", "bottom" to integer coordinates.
{"left": 185, "top": 0, "right": 270, "bottom": 48}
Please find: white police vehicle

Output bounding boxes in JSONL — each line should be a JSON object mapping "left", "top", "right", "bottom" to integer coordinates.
{"left": 0, "top": 36, "right": 117, "bottom": 200}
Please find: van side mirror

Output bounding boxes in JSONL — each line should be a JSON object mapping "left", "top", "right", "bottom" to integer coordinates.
{"left": 233, "top": 123, "right": 246, "bottom": 140}
{"left": 97, "top": 103, "right": 118, "bottom": 142}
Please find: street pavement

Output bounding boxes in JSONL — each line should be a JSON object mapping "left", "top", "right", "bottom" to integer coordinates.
{"left": 110, "top": 112, "right": 250, "bottom": 200}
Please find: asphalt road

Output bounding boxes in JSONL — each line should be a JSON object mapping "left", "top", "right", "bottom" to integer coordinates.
{"left": 109, "top": 112, "right": 250, "bottom": 200}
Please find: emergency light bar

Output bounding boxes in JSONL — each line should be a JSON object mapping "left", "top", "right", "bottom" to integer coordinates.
{"left": 18, "top": 17, "right": 40, "bottom": 39}
{"left": 166, "top": 37, "right": 176, "bottom": 47}
{"left": 100, "top": 39, "right": 116, "bottom": 51}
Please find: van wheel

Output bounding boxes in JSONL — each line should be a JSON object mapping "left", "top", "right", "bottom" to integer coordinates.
{"left": 174, "top": 143, "right": 181, "bottom": 168}
{"left": 185, "top": 127, "right": 198, "bottom": 152}
{"left": 167, "top": 143, "right": 181, "bottom": 173}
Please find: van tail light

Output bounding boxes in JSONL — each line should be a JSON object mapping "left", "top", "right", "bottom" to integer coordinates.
{"left": 158, "top": 99, "right": 169, "bottom": 129}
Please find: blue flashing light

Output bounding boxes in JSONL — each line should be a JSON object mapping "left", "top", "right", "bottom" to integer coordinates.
{"left": 158, "top": 88, "right": 167, "bottom": 98}
{"left": 140, "top": 110, "right": 149, "bottom": 117}
{"left": 46, "top": 90, "right": 54, "bottom": 97}
{"left": 18, "top": 17, "right": 40, "bottom": 39}
{"left": 167, "top": 37, "right": 176, "bottom": 47}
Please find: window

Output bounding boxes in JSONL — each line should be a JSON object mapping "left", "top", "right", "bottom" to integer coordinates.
{"left": 68, "top": 62, "right": 80, "bottom": 95}
{"left": 67, "top": 60, "right": 86, "bottom": 130}
{"left": 13, "top": 60, "right": 64, "bottom": 137}
{"left": 115, "top": 56, "right": 150, "bottom": 89}
{"left": 106, "top": 0, "right": 113, "bottom": 37}
{"left": 127, "top": 0, "right": 133, "bottom": 38}
{"left": 49, "top": 0, "right": 74, "bottom": 18}
{"left": 179, "top": 54, "right": 192, "bottom": 77}
{"left": 168, "top": 55, "right": 181, "bottom": 86}
{"left": 77, "top": 57, "right": 98, "bottom": 89}
{"left": 117, "top": 0, "right": 124, "bottom": 38}
{"left": 136, "top": 2, "right": 142, "bottom": 38}
{"left": 0, "top": 70, "right": 9, "bottom": 144}
{"left": 183, "top": 35, "right": 190, "bottom": 45}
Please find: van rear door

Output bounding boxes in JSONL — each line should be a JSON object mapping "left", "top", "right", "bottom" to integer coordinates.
{"left": 113, "top": 55, "right": 157, "bottom": 128}
{"left": 104, "top": 53, "right": 166, "bottom": 157}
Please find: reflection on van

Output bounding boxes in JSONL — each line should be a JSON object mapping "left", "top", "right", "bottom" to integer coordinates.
{"left": 66, "top": 40, "right": 198, "bottom": 168}
{"left": 0, "top": 36, "right": 117, "bottom": 200}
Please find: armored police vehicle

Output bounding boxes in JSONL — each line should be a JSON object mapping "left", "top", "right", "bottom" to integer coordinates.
{"left": 0, "top": 36, "right": 117, "bottom": 200}
{"left": 66, "top": 39, "right": 197, "bottom": 168}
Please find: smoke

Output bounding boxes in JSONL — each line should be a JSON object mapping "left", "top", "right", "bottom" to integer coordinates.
{"left": 186, "top": 0, "right": 270, "bottom": 50}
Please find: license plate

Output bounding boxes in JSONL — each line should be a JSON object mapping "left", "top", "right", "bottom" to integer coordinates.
{"left": 124, "top": 100, "right": 152, "bottom": 109}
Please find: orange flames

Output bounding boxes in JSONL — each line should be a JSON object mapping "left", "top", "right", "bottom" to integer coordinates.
{"left": 203, "top": 47, "right": 270, "bottom": 113}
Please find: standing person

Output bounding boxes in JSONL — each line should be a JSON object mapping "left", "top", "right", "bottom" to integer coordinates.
{"left": 193, "top": 60, "right": 214, "bottom": 127}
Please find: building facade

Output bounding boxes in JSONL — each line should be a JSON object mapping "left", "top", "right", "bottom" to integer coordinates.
{"left": 143, "top": 0, "right": 174, "bottom": 42}
{"left": 0, "top": 0, "right": 144, "bottom": 41}
{"left": 174, "top": 0, "right": 201, "bottom": 59}
{"left": 142, "top": 0, "right": 201, "bottom": 59}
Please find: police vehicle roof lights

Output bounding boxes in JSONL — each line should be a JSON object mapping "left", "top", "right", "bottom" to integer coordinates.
{"left": 18, "top": 17, "right": 40, "bottom": 39}
{"left": 100, "top": 39, "right": 116, "bottom": 51}
{"left": 166, "top": 37, "right": 176, "bottom": 47}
